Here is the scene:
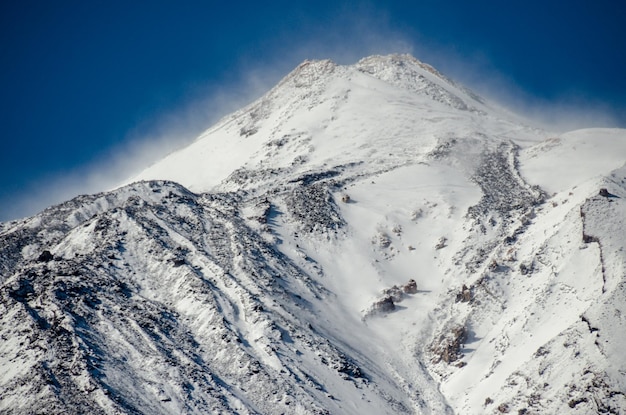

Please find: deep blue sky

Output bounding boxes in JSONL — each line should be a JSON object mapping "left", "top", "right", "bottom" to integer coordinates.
{"left": 1, "top": 1, "right": 625, "bottom": 221}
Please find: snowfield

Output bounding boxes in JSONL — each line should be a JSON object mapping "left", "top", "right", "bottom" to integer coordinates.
{"left": 1, "top": 54, "right": 625, "bottom": 414}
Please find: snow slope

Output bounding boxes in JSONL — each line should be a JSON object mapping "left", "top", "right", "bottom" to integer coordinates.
{"left": 520, "top": 128, "right": 626, "bottom": 194}
{"left": 127, "top": 55, "right": 543, "bottom": 192}
{"left": 2, "top": 54, "right": 625, "bottom": 414}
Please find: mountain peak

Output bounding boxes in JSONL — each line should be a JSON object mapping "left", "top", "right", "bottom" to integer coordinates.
{"left": 127, "top": 53, "right": 512, "bottom": 194}
{"left": 267, "top": 54, "right": 484, "bottom": 113}
{"left": 354, "top": 53, "right": 483, "bottom": 110}
{"left": 2, "top": 53, "right": 626, "bottom": 414}
{"left": 278, "top": 58, "right": 338, "bottom": 89}
{"left": 356, "top": 52, "right": 423, "bottom": 69}
{"left": 357, "top": 53, "right": 453, "bottom": 84}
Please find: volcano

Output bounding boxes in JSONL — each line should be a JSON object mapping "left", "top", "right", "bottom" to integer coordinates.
{"left": 2, "top": 54, "right": 625, "bottom": 414}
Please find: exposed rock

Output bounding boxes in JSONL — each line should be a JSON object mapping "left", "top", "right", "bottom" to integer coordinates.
{"left": 248, "top": 199, "right": 271, "bottom": 224}
{"left": 455, "top": 284, "right": 472, "bottom": 303}
{"left": 37, "top": 250, "right": 54, "bottom": 262}
{"left": 568, "top": 397, "right": 588, "bottom": 408}
{"left": 582, "top": 233, "right": 599, "bottom": 244}
{"left": 240, "top": 126, "right": 258, "bottom": 137}
{"left": 381, "top": 286, "right": 404, "bottom": 303}
{"left": 368, "top": 296, "right": 395, "bottom": 315}
{"left": 435, "top": 237, "right": 447, "bottom": 250}
{"left": 374, "top": 232, "right": 391, "bottom": 248}
{"left": 363, "top": 279, "right": 419, "bottom": 319}
{"left": 286, "top": 182, "right": 345, "bottom": 233}
{"left": 497, "top": 403, "right": 510, "bottom": 413}
{"left": 172, "top": 258, "right": 186, "bottom": 267}
{"left": 403, "top": 279, "right": 418, "bottom": 294}
{"left": 519, "top": 263, "right": 532, "bottom": 275}
{"left": 467, "top": 142, "right": 546, "bottom": 219}
{"left": 430, "top": 325, "right": 467, "bottom": 364}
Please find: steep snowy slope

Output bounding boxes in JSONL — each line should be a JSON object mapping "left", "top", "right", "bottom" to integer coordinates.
{"left": 127, "top": 54, "right": 542, "bottom": 191}
{"left": 2, "top": 54, "right": 625, "bottom": 414}
{"left": 2, "top": 182, "right": 434, "bottom": 414}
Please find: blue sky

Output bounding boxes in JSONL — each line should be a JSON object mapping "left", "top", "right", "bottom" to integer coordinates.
{"left": 1, "top": 0, "right": 625, "bottom": 221}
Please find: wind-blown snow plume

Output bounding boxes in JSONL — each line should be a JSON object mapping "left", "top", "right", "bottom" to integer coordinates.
{"left": 2, "top": 54, "right": 625, "bottom": 414}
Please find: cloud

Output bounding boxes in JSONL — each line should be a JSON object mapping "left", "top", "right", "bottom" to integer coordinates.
{"left": 254, "top": 6, "right": 623, "bottom": 132}
{"left": 2, "top": 5, "right": 622, "bottom": 221}
{"left": 447, "top": 60, "right": 623, "bottom": 132}
{"left": 0, "top": 80, "right": 269, "bottom": 221}
{"left": 1, "top": 6, "right": 420, "bottom": 221}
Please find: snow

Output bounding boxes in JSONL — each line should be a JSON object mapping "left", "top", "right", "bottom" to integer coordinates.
{"left": 519, "top": 128, "right": 626, "bottom": 195}
{"left": 2, "top": 54, "right": 626, "bottom": 414}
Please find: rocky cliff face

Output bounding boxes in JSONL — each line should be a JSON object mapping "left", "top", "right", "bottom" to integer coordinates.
{"left": 1, "top": 55, "right": 625, "bottom": 414}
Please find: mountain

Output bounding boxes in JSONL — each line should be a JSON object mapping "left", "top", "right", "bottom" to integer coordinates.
{"left": 1, "top": 54, "right": 625, "bottom": 414}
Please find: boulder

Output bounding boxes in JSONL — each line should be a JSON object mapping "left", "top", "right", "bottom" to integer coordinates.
{"left": 403, "top": 279, "right": 418, "bottom": 294}
{"left": 37, "top": 250, "right": 54, "bottom": 262}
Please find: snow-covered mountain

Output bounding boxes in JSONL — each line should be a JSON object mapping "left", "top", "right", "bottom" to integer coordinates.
{"left": 2, "top": 54, "right": 625, "bottom": 414}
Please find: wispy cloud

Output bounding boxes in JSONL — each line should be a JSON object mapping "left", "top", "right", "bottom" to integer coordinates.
{"left": 446, "top": 59, "right": 623, "bottom": 132}
{"left": 2, "top": 5, "right": 622, "bottom": 221}
{"left": 0, "top": 77, "right": 272, "bottom": 221}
